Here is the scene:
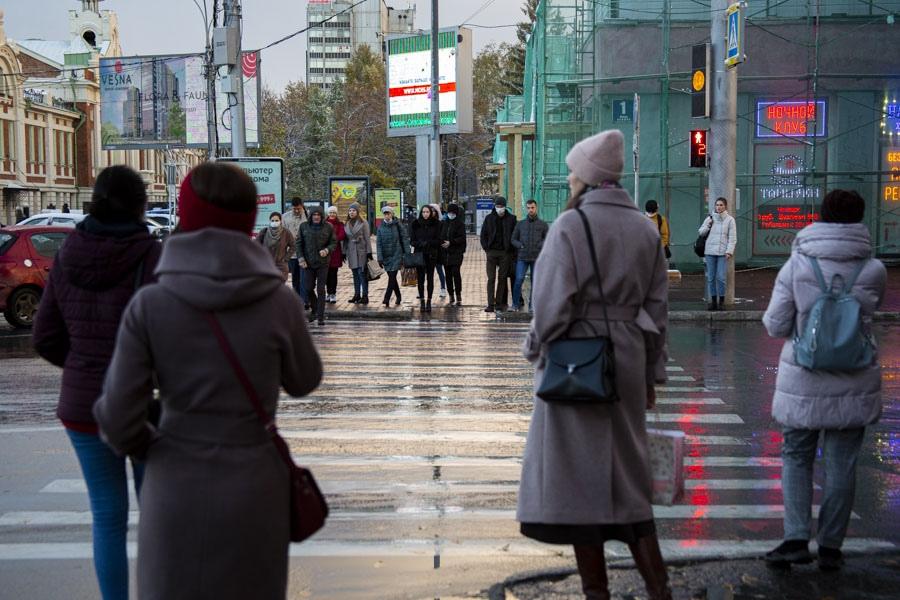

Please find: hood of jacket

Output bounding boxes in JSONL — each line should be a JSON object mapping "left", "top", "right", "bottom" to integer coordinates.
{"left": 154, "top": 228, "right": 284, "bottom": 311}
{"left": 793, "top": 222, "right": 872, "bottom": 261}
{"left": 56, "top": 216, "right": 158, "bottom": 292}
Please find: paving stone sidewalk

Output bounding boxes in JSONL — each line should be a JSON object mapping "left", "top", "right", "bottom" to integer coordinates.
{"left": 308, "top": 235, "right": 900, "bottom": 321}
{"left": 493, "top": 551, "right": 900, "bottom": 600}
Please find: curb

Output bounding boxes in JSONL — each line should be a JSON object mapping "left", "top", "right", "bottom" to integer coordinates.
{"left": 318, "top": 310, "right": 900, "bottom": 323}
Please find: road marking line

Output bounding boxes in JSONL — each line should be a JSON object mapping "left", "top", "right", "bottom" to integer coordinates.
{"left": 0, "top": 505, "right": 859, "bottom": 527}
{"left": 666, "top": 376, "right": 697, "bottom": 382}
{"left": 0, "top": 426, "right": 64, "bottom": 434}
{"left": 0, "top": 538, "right": 892, "bottom": 561}
{"left": 648, "top": 413, "right": 744, "bottom": 424}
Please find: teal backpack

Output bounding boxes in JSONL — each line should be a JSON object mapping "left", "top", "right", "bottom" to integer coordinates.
{"left": 793, "top": 256, "right": 875, "bottom": 371}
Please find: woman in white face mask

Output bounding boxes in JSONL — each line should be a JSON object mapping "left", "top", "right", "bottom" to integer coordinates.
{"left": 257, "top": 211, "right": 296, "bottom": 281}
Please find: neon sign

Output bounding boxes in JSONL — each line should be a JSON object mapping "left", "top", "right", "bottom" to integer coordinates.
{"left": 882, "top": 100, "right": 900, "bottom": 138}
{"left": 885, "top": 148, "right": 900, "bottom": 202}
{"left": 756, "top": 100, "right": 827, "bottom": 138}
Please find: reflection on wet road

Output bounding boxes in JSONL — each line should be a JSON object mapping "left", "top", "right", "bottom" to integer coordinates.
{"left": 0, "top": 320, "right": 897, "bottom": 597}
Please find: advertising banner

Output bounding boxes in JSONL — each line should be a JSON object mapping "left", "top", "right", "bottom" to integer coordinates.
{"left": 385, "top": 27, "right": 473, "bottom": 137}
{"left": 374, "top": 188, "right": 402, "bottom": 227}
{"left": 329, "top": 177, "right": 370, "bottom": 222}
{"left": 100, "top": 52, "right": 260, "bottom": 149}
{"left": 752, "top": 144, "right": 826, "bottom": 255}
{"left": 475, "top": 198, "right": 494, "bottom": 236}
{"left": 218, "top": 157, "right": 283, "bottom": 234}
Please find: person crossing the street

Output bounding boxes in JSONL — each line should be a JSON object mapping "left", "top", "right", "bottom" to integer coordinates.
{"left": 282, "top": 198, "right": 308, "bottom": 304}
{"left": 376, "top": 205, "right": 408, "bottom": 307}
{"left": 325, "top": 205, "right": 346, "bottom": 304}
{"left": 344, "top": 203, "right": 372, "bottom": 305}
{"left": 256, "top": 211, "right": 295, "bottom": 282}
{"left": 298, "top": 207, "right": 337, "bottom": 325}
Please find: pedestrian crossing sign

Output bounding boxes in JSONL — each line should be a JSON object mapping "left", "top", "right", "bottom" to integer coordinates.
{"left": 725, "top": 3, "right": 744, "bottom": 68}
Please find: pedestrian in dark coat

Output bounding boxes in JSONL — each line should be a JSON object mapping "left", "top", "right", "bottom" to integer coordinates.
{"left": 761, "top": 189, "right": 886, "bottom": 571}
{"left": 511, "top": 199, "right": 549, "bottom": 311}
{"left": 93, "top": 162, "right": 322, "bottom": 600}
{"left": 376, "top": 205, "right": 408, "bottom": 307}
{"left": 440, "top": 203, "right": 467, "bottom": 305}
{"left": 344, "top": 203, "right": 372, "bottom": 304}
{"left": 517, "top": 130, "right": 672, "bottom": 600}
{"left": 325, "top": 206, "right": 346, "bottom": 303}
{"left": 298, "top": 208, "right": 338, "bottom": 324}
{"left": 480, "top": 196, "right": 517, "bottom": 311}
{"left": 282, "top": 198, "right": 308, "bottom": 306}
{"left": 33, "top": 165, "right": 161, "bottom": 600}
{"left": 409, "top": 204, "right": 441, "bottom": 312}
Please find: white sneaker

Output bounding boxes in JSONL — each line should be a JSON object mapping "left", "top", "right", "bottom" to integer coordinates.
{"left": 439, "top": 288, "right": 447, "bottom": 299}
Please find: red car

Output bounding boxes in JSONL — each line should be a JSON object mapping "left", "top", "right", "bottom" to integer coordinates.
{"left": 0, "top": 225, "right": 71, "bottom": 328}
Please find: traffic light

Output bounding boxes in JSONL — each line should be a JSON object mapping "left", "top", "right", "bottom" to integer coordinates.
{"left": 691, "top": 43, "right": 710, "bottom": 118}
{"left": 690, "top": 129, "right": 708, "bottom": 168}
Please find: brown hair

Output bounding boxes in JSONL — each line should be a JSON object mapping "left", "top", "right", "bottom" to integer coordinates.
{"left": 189, "top": 162, "right": 256, "bottom": 213}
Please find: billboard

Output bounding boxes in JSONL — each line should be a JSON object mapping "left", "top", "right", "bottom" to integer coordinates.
{"left": 329, "top": 177, "right": 371, "bottom": 223}
{"left": 218, "top": 157, "right": 283, "bottom": 234}
{"left": 100, "top": 52, "right": 261, "bottom": 150}
{"left": 385, "top": 27, "right": 473, "bottom": 137}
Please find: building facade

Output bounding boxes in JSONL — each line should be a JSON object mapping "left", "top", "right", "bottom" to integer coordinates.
{"left": 498, "top": 0, "right": 900, "bottom": 264}
{"left": 306, "top": 0, "right": 415, "bottom": 89}
{"left": 1, "top": 1, "right": 202, "bottom": 224}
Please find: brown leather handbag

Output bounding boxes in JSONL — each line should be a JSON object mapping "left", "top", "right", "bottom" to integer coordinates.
{"left": 205, "top": 312, "right": 328, "bottom": 542}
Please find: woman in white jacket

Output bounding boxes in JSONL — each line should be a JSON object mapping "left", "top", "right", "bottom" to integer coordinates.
{"left": 698, "top": 197, "right": 737, "bottom": 310}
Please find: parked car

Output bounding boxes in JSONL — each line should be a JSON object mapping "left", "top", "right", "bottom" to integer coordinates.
{"left": 0, "top": 225, "right": 72, "bottom": 328}
{"left": 16, "top": 212, "right": 86, "bottom": 228}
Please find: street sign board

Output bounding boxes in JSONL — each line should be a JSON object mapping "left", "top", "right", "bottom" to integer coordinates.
{"left": 613, "top": 99, "right": 633, "bottom": 122}
{"left": 218, "top": 157, "right": 283, "bottom": 234}
{"left": 725, "top": 3, "right": 744, "bottom": 69}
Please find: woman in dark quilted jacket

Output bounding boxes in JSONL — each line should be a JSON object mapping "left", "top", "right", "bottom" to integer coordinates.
{"left": 33, "top": 165, "right": 161, "bottom": 600}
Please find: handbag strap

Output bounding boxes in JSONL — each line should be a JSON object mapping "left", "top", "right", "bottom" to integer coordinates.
{"left": 575, "top": 208, "right": 613, "bottom": 337}
{"left": 203, "top": 312, "right": 274, "bottom": 430}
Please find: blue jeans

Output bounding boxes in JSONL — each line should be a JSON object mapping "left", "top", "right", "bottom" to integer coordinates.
{"left": 67, "top": 430, "right": 144, "bottom": 600}
{"left": 781, "top": 427, "right": 865, "bottom": 548}
{"left": 351, "top": 267, "right": 369, "bottom": 297}
{"left": 704, "top": 254, "right": 727, "bottom": 298}
{"left": 512, "top": 260, "right": 535, "bottom": 309}
{"left": 436, "top": 263, "right": 446, "bottom": 289}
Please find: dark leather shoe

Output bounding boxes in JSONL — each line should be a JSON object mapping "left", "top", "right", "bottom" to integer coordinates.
{"left": 765, "top": 540, "right": 813, "bottom": 566}
{"left": 818, "top": 546, "right": 843, "bottom": 571}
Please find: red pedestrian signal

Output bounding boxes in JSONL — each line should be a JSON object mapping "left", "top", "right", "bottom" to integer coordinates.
{"left": 690, "top": 129, "right": 708, "bottom": 168}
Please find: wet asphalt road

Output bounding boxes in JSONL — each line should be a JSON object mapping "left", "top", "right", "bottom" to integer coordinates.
{"left": 0, "top": 320, "right": 898, "bottom": 599}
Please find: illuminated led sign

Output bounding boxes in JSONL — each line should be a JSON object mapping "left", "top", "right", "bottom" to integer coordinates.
{"left": 885, "top": 148, "right": 900, "bottom": 202}
{"left": 882, "top": 100, "right": 900, "bottom": 138}
{"left": 756, "top": 100, "right": 827, "bottom": 138}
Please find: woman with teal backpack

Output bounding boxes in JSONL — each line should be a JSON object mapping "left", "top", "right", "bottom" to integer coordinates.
{"left": 762, "top": 189, "right": 886, "bottom": 571}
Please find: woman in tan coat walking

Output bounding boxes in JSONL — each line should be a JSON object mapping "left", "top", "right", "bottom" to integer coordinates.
{"left": 517, "top": 130, "right": 671, "bottom": 600}
{"left": 94, "top": 162, "right": 322, "bottom": 600}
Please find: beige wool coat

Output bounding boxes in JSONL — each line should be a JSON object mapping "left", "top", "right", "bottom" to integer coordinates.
{"left": 517, "top": 187, "right": 669, "bottom": 526}
{"left": 94, "top": 228, "right": 322, "bottom": 600}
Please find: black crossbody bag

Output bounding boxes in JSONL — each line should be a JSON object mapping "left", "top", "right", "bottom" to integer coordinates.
{"left": 536, "top": 208, "right": 618, "bottom": 404}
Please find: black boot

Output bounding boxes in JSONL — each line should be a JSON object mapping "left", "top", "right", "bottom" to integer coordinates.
{"left": 718, "top": 296, "right": 725, "bottom": 311}
{"left": 395, "top": 292, "right": 402, "bottom": 306}
{"left": 708, "top": 296, "right": 718, "bottom": 311}
{"left": 425, "top": 299, "right": 432, "bottom": 313}
{"left": 360, "top": 295, "right": 369, "bottom": 305}
{"left": 628, "top": 534, "right": 673, "bottom": 600}
{"left": 348, "top": 294, "right": 360, "bottom": 304}
{"left": 382, "top": 293, "right": 390, "bottom": 307}
{"left": 420, "top": 299, "right": 426, "bottom": 311}
{"left": 574, "top": 544, "right": 610, "bottom": 600}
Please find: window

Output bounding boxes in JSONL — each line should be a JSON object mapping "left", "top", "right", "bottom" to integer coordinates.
{"left": 0, "top": 232, "right": 17, "bottom": 256}
{"left": 49, "top": 217, "right": 75, "bottom": 225}
{"left": 0, "top": 119, "right": 14, "bottom": 170}
{"left": 29, "top": 232, "right": 69, "bottom": 258}
{"left": 25, "top": 125, "right": 46, "bottom": 175}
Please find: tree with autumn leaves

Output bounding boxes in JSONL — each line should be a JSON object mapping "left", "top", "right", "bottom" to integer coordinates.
{"left": 256, "top": 1, "right": 536, "bottom": 203}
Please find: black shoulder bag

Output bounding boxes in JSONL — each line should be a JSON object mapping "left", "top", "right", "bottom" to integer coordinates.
{"left": 536, "top": 208, "right": 618, "bottom": 404}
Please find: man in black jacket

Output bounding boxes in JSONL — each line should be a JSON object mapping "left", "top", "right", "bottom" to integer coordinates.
{"left": 480, "top": 197, "right": 517, "bottom": 312}
{"left": 511, "top": 199, "right": 549, "bottom": 311}
{"left": 297, "top": 208, "right": 337, "bottom": 325}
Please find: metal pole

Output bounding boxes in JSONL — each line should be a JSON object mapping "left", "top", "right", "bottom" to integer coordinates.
{"left": 205, "top": 43, "right": 217, "bottom": 158}
{"left": 429, "top": 0, "right": 441, "bottom": 205}
{"left": 225, "top": 0, "right": 246, "bottom": 156}
{"left": 710, "top": 0, "right": 737, "bottom": 306}
{"left": 633, "top": 93, "right": 640, "bottom": 207}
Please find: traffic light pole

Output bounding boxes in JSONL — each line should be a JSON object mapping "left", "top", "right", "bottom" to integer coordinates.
{"left": 710, "top": 0, "right": 737, "bottom": 307}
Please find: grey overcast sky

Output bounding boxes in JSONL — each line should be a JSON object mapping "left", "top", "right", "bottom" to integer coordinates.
{"left": 2, "top": 1, "right": 520, "bottom": 91}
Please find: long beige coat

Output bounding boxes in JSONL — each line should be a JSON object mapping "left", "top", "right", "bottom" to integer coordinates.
{"left": 94, "top": 228, "right": 322, "bottom": 600}
{"left": 517, "top": 187, "right": 669, "bottom": 525}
